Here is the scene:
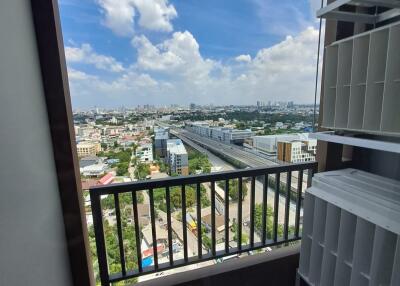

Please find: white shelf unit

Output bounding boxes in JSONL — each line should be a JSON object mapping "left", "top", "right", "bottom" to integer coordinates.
{"left": 322, "top": 22, "right": 400, "bottom": 137}
{"left": 381, "top": 24, "right": 400, "bottom": 134}
{"left": 348, "top": 35, "right": 369, "bottom": 130}
{"left": 322, "top": 45, "right": 338, "bottom": 128}
{"left": 335, "top": 41, "right": 352, "bottom": 129}
{"left": 299, "top": 169, "right": 400, "bottom": 286}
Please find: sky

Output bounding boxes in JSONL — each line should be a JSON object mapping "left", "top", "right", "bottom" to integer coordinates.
{"left": 59, "top": 0, "right": 323, "bottom": 108}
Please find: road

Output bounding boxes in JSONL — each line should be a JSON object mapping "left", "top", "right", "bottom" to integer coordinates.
{"left": 172, "top": 129, "right": 279, "bottom": 168}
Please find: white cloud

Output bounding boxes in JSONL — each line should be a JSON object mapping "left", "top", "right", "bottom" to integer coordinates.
{"left": 97, "top": 0, "right": 136, "bottom": 36}
{"left": 68, "top": 27, "right": 320, "bottom": 107}
{"left": 235, "top": 54, "right": 251, "bottom": 63}
{"left": 65, "top": 44, "right": 124, "bottom": 72}
{"left": 132, "top": 0, "right": 177, "bottom": 32}
{"left": 132, "top": 31, "right": 215, "bottom": 82}
{"left": 67, "top": 68, "right": 98, "bottom": 81}
{"left": 97, "top": 0, "right": 177, "bottom": 36}
{"left": 251, "top": 0, "right": 314, "bottom": 36}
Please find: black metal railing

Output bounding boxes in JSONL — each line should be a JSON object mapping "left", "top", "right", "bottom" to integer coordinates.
{"left": 90, "top": 162, "right": 317, "bottom": 285}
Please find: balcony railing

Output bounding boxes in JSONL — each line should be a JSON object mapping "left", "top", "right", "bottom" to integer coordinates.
{"left": 90, "top": 162, "right": 317, "bottom": 285}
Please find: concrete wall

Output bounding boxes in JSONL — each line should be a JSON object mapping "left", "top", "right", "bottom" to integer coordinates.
{"left": 0, "top": 1, "right": 72, "bottom": 285}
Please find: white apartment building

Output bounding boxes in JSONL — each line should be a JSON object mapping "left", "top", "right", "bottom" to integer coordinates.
{"left": 252, "top": 133, "right": 309, "bottom": 155}
{"left": 186, "top": 122, "right": 253, "bottom": 144}
{"left": 167, "top": 139, "right": 189, "bottom": 176}
{"left": 135, "top": 143, "right": 153, "bottom": 163}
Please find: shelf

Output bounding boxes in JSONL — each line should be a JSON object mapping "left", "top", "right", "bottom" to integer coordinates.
{"left": 369, "top": 227, "right": 398, "bottom": 285}
{"left": 363, "top": 82, "right": 385, "bottom": 131}
{"left": 309, "top": 132, "right": 400, "bottom": 154}
{"left": 363, "top": 28, "right": 389, "bottom": 131}
{"left": 302, "top": 193, "right": 315, "bottom": 239}
{"left": 381, "top": 24, "right": 400, "bottom": 133}
{"left": 322, "top": 22, "right": 400, "bottom": 136}
{"left": 299, "top": 193, "right": 315, "bottom": 277}
{"left": 390, "top": 236, "right": 400, "bottom": 285}
{"left": 308, "top": 197, "right": 327, "bottom": 285}
{"left": 320, "top": 250, "right": 337, "bottom": 286}
{"left": 317, "top": 0, "right": 400, "bottom": 24}
{"left": 312, "top": 198, "right": 327, "bottom": 244}
{"left": 334, "top": 86, "right": 350, "bottom": 128}
{"left": 324, "top": 204, "right": 341, "bottom": 254}
{"left": 300, "top": 169, "right": 400, "bottom": 286}
{"left": 334, "top": 40, "right": 352, "bottom": 129}
{"left": 350, "top": 218, "right": 375, "bottom": 286}
{"left": 309, "top": 168, "right": 400, "bottom": 235}
{"left": 348, "top": 85, "right": 366, "bottom": 129}
{"left": 337, "top": 210, "right": 356, "bottom": 264}
{"left": 322, "top": 45, "right": 338, "bottom": 128}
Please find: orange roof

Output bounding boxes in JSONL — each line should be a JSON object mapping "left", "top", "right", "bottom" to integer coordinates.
{"left": 99, "top": 173, "right": 114, "bottom": 185}
{"left": 142, "top": 244, "right": 164, "bottom": 258}
{"left": 81, "top": 179, "right": 100, "bottom": 190}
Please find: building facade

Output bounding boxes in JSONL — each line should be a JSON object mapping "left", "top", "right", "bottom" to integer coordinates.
{"left": 186, "top": 122, "right": 253, "bottom": 145}
{"left": 135, "top": 143, "right": 153, "bottom": 163}
{"left": 76, "top": 141, "right": 101, "bottom": 157}
{"left": 166, "top": 139, "right": 189, "bottom": 176}
{"left": 277, "top": 139, "right": 317, "bottom": 163}
{"left": 252, "top": 133, "right": 310, "bottom": 155}
{"left": 154, "top": 127, "right": 169, "bottom": 158}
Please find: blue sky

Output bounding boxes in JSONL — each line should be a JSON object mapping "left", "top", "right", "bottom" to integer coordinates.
{"left": 59, "top": 0, "right": 322, "bottom": 108}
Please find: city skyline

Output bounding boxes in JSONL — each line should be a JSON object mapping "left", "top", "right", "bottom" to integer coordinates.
{"left": 60, "top": 0, "right": 322, "bottom": 108}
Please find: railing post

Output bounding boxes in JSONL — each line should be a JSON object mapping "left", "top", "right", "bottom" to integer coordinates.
{"left": 131, "top": 191, "right": 143, "bottom": 273}
{"left": 224, "top": 179, "right": 230, "bottom": 253}
{"left": 211, "top": 181, "right": 216, "bottom": 256}
{"left": 250, "top": 176, "right": 256, "bottom": 247}
{"left": 197, "top": 183, "right": 203, "bottom": 259}
{"left": 284, "top": 172, "right": 292, "bottom": 240}
{"left": 90, "top": 191, "right": 109, "bottom": 286}
{"left": 295, "top": 170, "right": 304, "bottom": 238}
{"left": 273, "top": 173, "right": 280, "bottom": 242}
{"left": 181, "top": 185, "right": 188, "bottom": 262}
{"left": 114, "top": 194, "right": 126, "bottom": 276}
{"left": 149, "top": 188, "right": 159, "bottom": 270}
{"left": 262, "top": 173, "right": 268, "bottom": 244}
{"left": 238, "top": 177, "right": 243, "bottom": 251}
{"left": 166, "top": 186, "right": 174, "bottom": 265}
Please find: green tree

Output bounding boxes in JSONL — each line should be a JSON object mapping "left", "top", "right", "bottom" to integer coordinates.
{"left": 135, "top": 163, "right": 150, "bottom": 180}
{"left": 231, "top": 221, "right": 249, "bottom": 244}
{"left": 217, "top": 179, "right": 248, "bottom": 202}
{"left": 188, "top": 149, "right": 212, "bottom": 174}
{"left": 116, "top": 162, "right": 129, "bottom": 176}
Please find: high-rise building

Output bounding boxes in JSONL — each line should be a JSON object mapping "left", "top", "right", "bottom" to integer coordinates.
{"left": 154, "top": 127, "right": 169, "bottom": 158}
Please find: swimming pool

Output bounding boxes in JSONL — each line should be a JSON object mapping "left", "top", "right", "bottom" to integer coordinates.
{"left": 141, "top": 256, "right": 153, "bottom": 268}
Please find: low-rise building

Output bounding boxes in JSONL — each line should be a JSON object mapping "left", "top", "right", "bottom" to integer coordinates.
{"left": 252, "top": 133, "right": 310, "bottom": 155}
{"left": 79, "top": 156, "right": 101, "bottom": 168}
{"left": 166, "top": 139, "right": 189, "bottom": 176}
{"left": 277, "top": 139, "right": 317, "bottom": 163}
{"left": 80, "top": 163, "right": 108, "bottom": 177}
{"left": 186, "top": 122, "right": 253, "bottom": 145}
{"left": 136, "top": 143, "right": 153, "bottom": 163}
{"left": 76, "top": 141, "right": 101, "bottom": 157}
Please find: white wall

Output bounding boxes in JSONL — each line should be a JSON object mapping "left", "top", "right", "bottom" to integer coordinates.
{"left": 0, "top": 1, "right": 73, "bottom": 285}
